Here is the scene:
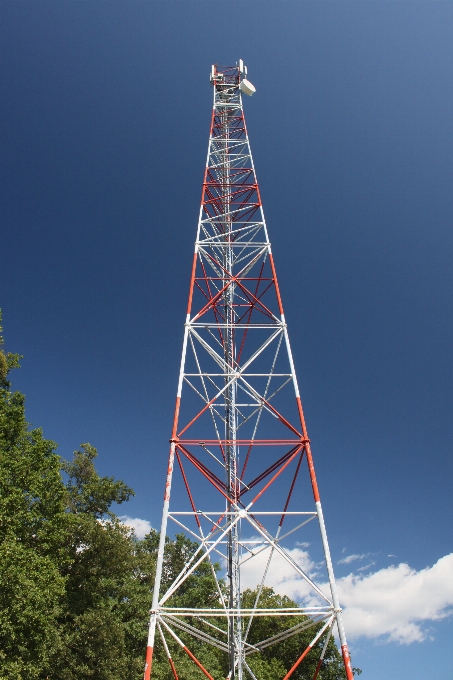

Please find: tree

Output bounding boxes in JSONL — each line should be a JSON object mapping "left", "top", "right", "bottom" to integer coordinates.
{"left": 53, "top": 444, "right": 142, "bottom": 680}
{"left": 0, "top": 313, "right": 67, "bottom": 678}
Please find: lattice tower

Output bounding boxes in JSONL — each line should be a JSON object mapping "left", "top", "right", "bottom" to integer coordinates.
{"left": 144, "top": 61, "right": 354, "bottom": 680}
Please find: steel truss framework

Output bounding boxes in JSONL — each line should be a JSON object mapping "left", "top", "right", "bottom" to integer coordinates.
{"left": 144, "top": 63, "right": 354, "bottom": 680}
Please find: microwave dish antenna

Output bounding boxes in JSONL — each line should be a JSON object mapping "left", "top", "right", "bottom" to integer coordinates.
{"left": 239, "top": 78, "right": 256, "bottom": 96}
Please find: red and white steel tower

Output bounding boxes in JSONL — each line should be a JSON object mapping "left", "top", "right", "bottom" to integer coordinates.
{"left": 144, "top": 61, "right": 354, "bottom": 680}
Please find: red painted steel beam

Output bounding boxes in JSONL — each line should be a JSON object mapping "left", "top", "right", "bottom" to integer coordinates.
{"left": 282, "top": 642, "right": 312, "bottom": 680}
{"left": 280, "top": 449, "right": 305, "bottom": 526}
{"left": 176, "top": 451, "right": 201, "bottom": 528}
{"left": 169, "top": 658, "right": 179, "bottom": 680}
{"left": 183, "top": 646, "right": 215, "bottom": 680}
{"left": 143, "top": 646, "right": 153, "bottom": 680}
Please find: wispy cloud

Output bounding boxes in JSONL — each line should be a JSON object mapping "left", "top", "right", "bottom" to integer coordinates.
{"left": 357, "top": 561, "right": 375, "bottom": 572}
{"left": 338, "top": 553, "right": 368, "bottom": 565}
{"left": 120, "top": 516, "right": 153, "bottom": 539}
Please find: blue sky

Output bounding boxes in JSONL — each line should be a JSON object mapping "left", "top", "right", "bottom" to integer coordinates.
{"left": 1, "top": 2, "right": 452, "bottom": 678}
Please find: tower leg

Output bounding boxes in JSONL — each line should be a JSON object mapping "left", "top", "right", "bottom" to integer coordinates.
{"left": 143, "top": 614, "right": 155, "bottom": 680}
{"left": 316, "top": 499, "right": 354, "bottom": 680}
{"left": 144, "top": 442, "right": 176, "bottom": 679}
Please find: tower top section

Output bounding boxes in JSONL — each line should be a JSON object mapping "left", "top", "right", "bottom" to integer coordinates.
{"left": 210, "top": 60, "right": 256, "bottom": 97}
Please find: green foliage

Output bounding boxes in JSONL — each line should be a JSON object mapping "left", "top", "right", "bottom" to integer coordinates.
{"left": 0, "top": 311, "right": 21, "bottom": 388}
{"left": 62, "top": 443, "right": 134, "bottom": 518}
{"left": 247, "top": 655, "right": 286, "bottom": 680}
{"left": 0, "top": 320, "right": 67, "bottom": 677}
{"left": 0, "top": 540, "right": 65, "bottom": 679}
{"left": 55, "top": 444, "right": 143, "bottom": 680}
{"left": 0, "top": 352, "right": 7, "bottom": 385}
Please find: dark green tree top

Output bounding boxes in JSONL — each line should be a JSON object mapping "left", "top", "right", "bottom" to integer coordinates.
{"left": 62, "top": 443, "right": 134, "bottom": 518}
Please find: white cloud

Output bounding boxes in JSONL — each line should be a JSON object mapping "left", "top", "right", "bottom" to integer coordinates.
{"left": 238, "top": 542, "right": 453, "bottom": 645}
{"left": 338, "top": 553, "right": 368, "bottom": 565}
{"left": 336, "top": 554, "right": 453, "bottom": 644}
{"left": 239, "top": 539, "right": 324, "bottom": 602}
{"left": 120, "top": 516, "right": 153, "bottom": 539}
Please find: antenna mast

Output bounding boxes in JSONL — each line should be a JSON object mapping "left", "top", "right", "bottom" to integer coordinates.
{"left": 144, "top": 61, "right": 354, "bottom": 680}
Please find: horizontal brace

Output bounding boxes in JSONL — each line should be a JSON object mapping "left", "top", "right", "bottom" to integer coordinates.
{"left": 202, "top": 540, "right": 263, "bottom": 545}
{"left": 177, "top": 440, "right": 303, "bottom": 445}
{"left": 200, "top": 206, "right": 260, "bottom": 222}
{"left": 158, "top": 608, "right": 333, "bottom": 617}
{"left": 204, "top": 183, "right": 258, "bottom": 188}
{"left": 196, "top": 241, "right": 268, "bottom": 247}
{"left": 194, "top": 277, "right": 273, "bottom": 281}
{"left": 169, "top": 512, "right": 316, "bottom": 516}
{"left": 198, "top": 227, "right": 265, "bottom": 237}
{"left": 188, "top": 324, "right": 283, "bottom": 328}
{"left": 184, "top": 374, "right": 291, "bottom": 377}
{"left": 199, "top": 220, "right": 263, "bottom": 225}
